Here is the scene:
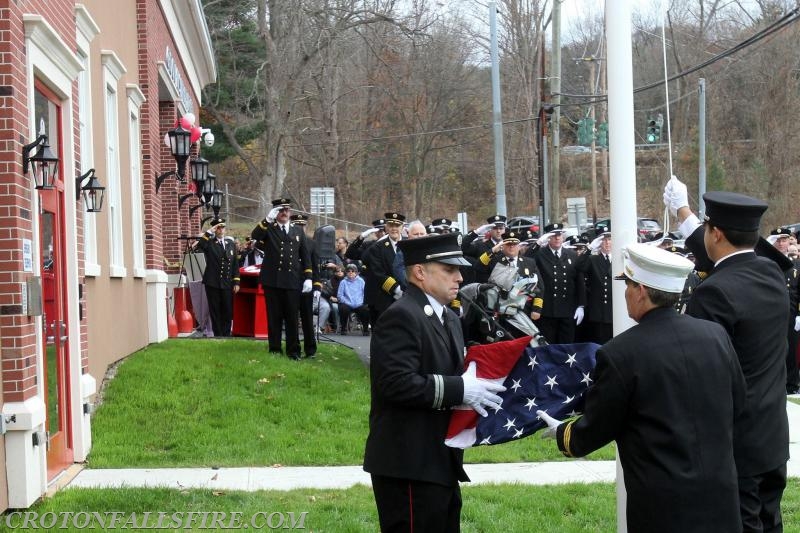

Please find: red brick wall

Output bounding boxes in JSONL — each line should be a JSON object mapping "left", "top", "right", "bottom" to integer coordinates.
{"left": 0, "top": 0, "right": 81, "bottom": 401}
{"left": 138, "top": 0, "right": 202, "bottom": 274}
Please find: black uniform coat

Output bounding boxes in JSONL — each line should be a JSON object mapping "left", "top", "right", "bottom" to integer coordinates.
{"left": 576, "top": 252, "right": 612, "bottom": 324}
{"left": 557, "top": 306, "right": 746, "bottom": 533}
{"left": 361, "top": 235, "right": 400, "bottom": 315}
{"left": 364, "top": 284, "right": 469, "bottom": 486}
{"left": 685, "top": 250, "right": 790, "bottom": 477}
{"left": 196, "top": 235, "right": 240, "bottom": 289}
{"left": 251, "top": 219, "right": 312, "bottom": 289}
{"left": 534, "top": 246, "right": 586, "bottom": 317}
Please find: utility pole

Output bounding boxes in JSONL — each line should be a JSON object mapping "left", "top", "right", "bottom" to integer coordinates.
{"left": 550, "top": 0, "right": 561, "bottom": 223}
{"left": 600, "top": 45, "right": 609, "bottom": 204}
{"left": 489, "top": 1, "right": 507, "bottom": 215}
{"left": 589, "top": 57, "right": 598, "bottom": 224}
{"left": 698, "top": 78, "right": 706, "bottom": 217}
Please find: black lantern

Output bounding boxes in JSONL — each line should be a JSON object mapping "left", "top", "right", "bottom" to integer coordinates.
{"left": 155, "top": 119, "right": 193, "bottom": 193}
{"left": 75, "top": 169, "right": 105, "bottom": 213}
{"left": 210, "top": 189, "right": 224, "bottom": 218}
{"left": 189, "top": 156, "right": 209, "bottom": 187}
{"left": 22, "top": 134, "right": 59, "bottom": 190}
{"left": 202, "top": 172, "right": 217, "bottom": 204}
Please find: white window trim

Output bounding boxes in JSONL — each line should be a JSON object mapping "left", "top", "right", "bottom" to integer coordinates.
{"left": 102, "top": 51, "right": 127, "bottom": 278}
{"left": 127, "top": 84, "right": 146, "bottom": 279}
{"left": 76, "top": 18, "right": 100, "bottom": 277}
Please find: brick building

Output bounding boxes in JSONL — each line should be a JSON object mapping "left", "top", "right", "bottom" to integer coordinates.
{"left": 0, "top": 0, "right": 214, "bottom": 508}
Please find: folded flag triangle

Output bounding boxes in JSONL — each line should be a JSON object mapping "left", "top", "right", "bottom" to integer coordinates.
{"left": 445, "top": 337, "right": 599, "bottom": 448}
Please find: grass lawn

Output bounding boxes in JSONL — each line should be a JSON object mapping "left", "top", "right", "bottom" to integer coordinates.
{"left": 88, "top": 338, "right": 614, "bottom": 468}
{"left": 11, "top": 479, "right": 800, "bottom": 532}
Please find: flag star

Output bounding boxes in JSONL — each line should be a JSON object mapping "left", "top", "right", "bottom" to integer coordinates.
{"left": 562, "top": 395, "right": 575, "bottom": 404}
{"left": 524, "top": 397, "right": 538, "bottom": 411}
{"left": 503, "top": 418, "right": 516, "bottom": 431}
{"left": 491, "top": 404, "right": 504, "bottom": 414}
{"left": 510, "top": 378, "right": 522, "bottom": 392}
{"left": 581, "top": 372, "right": 593, "bottom": 386}
{"left": 527, "top": 355, "right": 539, "bottom": 370}
{"left": 545, "top": 375, "right": 558, "bottom": 390}
{"left": 480, "top": 436, "right": 492, "bottom": 445}
{"left": 565, "top": 352, "right": 577, "bottom": 367}
{"left": 569, "top": 410, "right": 579, "bottom": 417}
{"left": 512, "top": 428, "right": 524, "bottom": 439}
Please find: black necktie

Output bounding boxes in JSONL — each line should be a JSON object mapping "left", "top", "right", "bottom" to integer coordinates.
{"left": 554, "top": 249, "right": 560, "bottom": 260}
{"left": 282, "top": 225, "right": 288, "bottom": 235}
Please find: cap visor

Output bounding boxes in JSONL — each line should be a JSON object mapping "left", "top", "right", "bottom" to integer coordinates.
{"left": 613, "top": 273, "right": 628, "bottom": 281}
{"left": 438, "top": 257, "right": 471, "bottom": 266}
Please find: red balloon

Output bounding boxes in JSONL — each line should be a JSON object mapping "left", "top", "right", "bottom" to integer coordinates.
{"left": 180, "top": 116, "right": 193, "bottom": 130}
{"left": 190, "top": 126, "right": 202, "bottom": 144}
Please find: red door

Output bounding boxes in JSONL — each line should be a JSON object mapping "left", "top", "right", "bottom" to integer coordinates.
{"left": 35, "top": 84, "right": 73, "bottom": 479}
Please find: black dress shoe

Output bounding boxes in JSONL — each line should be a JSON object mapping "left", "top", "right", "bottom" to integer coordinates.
{"left": 288, "top": 354, "right": 301, "bottom": 361}
{"left": 304, "top": 352, "right": 316, "bottom": 359}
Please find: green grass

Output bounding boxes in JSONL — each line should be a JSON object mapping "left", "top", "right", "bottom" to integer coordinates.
{"left": 9, "top": 478, "right": 800, "bottom": 532}
{"left": 789, "top": 397, "right": 800, "bottom": 406}
{"left": 88, "top": 338, "right": 614, "bottom": 468}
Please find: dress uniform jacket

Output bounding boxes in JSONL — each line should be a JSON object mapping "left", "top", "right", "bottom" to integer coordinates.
{"left": 196, "top": 236, "right": 240, "bottom": 289}
{"left": 361, "top": 235, "right": 400, "bottom": 316}
{"left": 685, "top": 251, "right": 789, "bottom": 477}
{"left": 557, "top": 306, "right": 745, "bottom": 533}
{"left": 534, "top": 246, "right": 586, "bottom": 317}
{"left": 251, "top": 219, "right": 312, "bottom": 289}
{"left": 364, "top": 284, "right": 469, "bottom": 486}
{"left": 576, "top": 252, "right": 612, "bottom": 324}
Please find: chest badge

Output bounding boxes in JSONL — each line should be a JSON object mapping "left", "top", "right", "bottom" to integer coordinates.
{"left": 423, "top": 305, "right": 434, "bottom": 317}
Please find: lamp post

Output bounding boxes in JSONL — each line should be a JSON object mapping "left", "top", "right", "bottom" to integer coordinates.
{"left": 155, "top": 120, "right": 193, "bottom": 192}
{"left": 22, "top": 134, "right": 59, "bottom": 190}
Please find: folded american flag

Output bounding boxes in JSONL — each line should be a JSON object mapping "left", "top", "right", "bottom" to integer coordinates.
{"left": 446, "top": 337, "right": 599, "bottom": 448}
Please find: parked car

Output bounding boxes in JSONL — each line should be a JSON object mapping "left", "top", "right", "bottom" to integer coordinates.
{"left": 507, "top": 215, "right": 540, "bottom": 235}
{"left": 594, "top": 217, "right": 664, "bottom": 243}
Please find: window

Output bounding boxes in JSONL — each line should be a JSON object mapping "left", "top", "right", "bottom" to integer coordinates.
{"left": 78, "top": 51, "right": 99, "bottom": 276}
{"left": 102, "top": 52, "right": 126, "bottom": 277}
{"left": 127, "top": 86, "right": 145, "bottom": 277}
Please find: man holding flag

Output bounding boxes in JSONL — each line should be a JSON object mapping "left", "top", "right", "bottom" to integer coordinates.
{"left": 539, "top": 243, "right": 746, "bottom": 533}
{"left": 364, "top": 232, "right": 505, "bottom": 532}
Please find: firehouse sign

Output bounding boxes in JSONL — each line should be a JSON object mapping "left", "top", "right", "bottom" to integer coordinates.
{"left": 164, "top": 47, "right": 193, "bottom": 115}
{"left": 22, "top": 239, "right": 32, "bottom": 272}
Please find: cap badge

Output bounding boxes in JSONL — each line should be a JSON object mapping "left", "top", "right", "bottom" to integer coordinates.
{"left": 456, "top": 234, "right": 462, "bottom": 247}
{"left": 424, "top": 305, "right": 434, "bottom": 317}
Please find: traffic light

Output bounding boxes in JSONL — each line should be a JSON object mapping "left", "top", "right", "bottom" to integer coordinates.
{"left": 577, "top": 118, "right": 595, "bottom": 146}
{"left": 645, "top": 114, "right": 663, "bottom": 144}
{"left": 596, "top": 122, "right": 608, "bottom": 148}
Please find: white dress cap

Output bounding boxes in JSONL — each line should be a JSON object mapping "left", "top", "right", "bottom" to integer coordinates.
{"left": 615, "top": 242, "right": 694, "bottom": 293}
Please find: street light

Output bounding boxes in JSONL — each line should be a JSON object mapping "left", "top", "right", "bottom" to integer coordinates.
{"left": 22, "top": 134, "right": 59, "bottom": 190}
{"left": 75, "top": 169, "right": 105, "bottom": 213}
{"left": 155, "top": 121, "right": 192, "bottom": 192}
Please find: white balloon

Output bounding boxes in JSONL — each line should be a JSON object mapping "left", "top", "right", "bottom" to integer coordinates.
{"left": 184, "top": 113, "right": 196, "bottom": 126}
{"left": 164, "top": 132, "right": 170, "bottom": 147}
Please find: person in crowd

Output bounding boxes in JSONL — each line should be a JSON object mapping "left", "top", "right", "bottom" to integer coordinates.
{"left": 337, "top": 264, "right": 371, "bottom": 335}
{"left": 364, "top": 232, "right": 505, "bottom": 532}
{"left": 664, "top": 177, "right": 789, "bottom": 532}
{"left": 241, "top": 237, "right": 264, "bottom": 267}
{"left": 533, "top": 223, "right": 587, "bottom": 344}
{"left": 319, "top": 266, "right": 344, "bottom": 333}
{"left": 539, "top": 242, "right": 745, "bottom": 533}
{"left": 770, "top": 227, "right": 800, "bottom": 394}
{"left": 576, "top": 228, "right": 613, "bottom": 344}
{"left": 362, "top": 212, "right": 406, "bottom": 329}
{"left": 393, "top": 220, "right": 428, "bottom": 290}
{"left": 290, "top": 214, "right": 321, "bottom": 358}
{"left": 430, "top": 218, "right": 454, "bottom": 234}
{"left": 346, "top": 219, "right": 385, "bottom": 262}
{"left": 251, "top": 198, "right": 313, "bottom": 360}
{"left": 194, "top": 218, "right": 240, "bottom": 337}
{"left": 464, "top": 215, "right": 506, "bottom": 283}
{"left": 475, "top": 228, "right": 543, "bottom": 320}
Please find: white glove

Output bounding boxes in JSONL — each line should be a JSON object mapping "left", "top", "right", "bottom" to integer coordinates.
{"left": 767, "top": 234, "right": 779, "bottom": 246}
{"left": 312, "top": 291, "right": 321, "bottom": 312}
{"left": 536, "top": 410, "right": 562, "bottom": 439}
{"left": 574, "top": 306, "right": 585, "bottom": 325}
{"left": 302, "top": 279, "right": 312, "bottom": 293}
{"left": 313, "top": 290, "right": 321, "bottom": 299}
{"left": 589, "top": 236, "right": 603, "bottom": 253}
{"left": 461, "top": 362, "right": 506, "bottom": 417}
{"left": 536, "top": 232, "right": 555, "bottom": 248}
{"left": 663, "top": 175, "right": 689, "bottom": 217}
{"left": 794, "top": 316, "right": 800, "bottom": 332}
{"left": 392, "top": 285, "right": 403, "bottom": 300}
{"left": 360, "top": 227, "right": 379, "bottom": 239}
{"left": 475, "top": 223, "right": 494, "bottom": 235}
{"left": 266, "top": 206, "right": 281, "bottom": 223}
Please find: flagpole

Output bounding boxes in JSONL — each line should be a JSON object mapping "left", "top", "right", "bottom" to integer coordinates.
{"left": 606, "top": 2, "right": 638, "bottom": 532}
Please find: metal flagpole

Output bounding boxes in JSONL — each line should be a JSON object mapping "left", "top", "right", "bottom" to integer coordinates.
{"left": 606, "top": 1, "right": 638, "bottom": 531}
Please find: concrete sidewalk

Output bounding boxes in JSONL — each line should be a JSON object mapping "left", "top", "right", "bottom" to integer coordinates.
{"left": 68, "top": 401, "right": 800, "bottom": 491}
